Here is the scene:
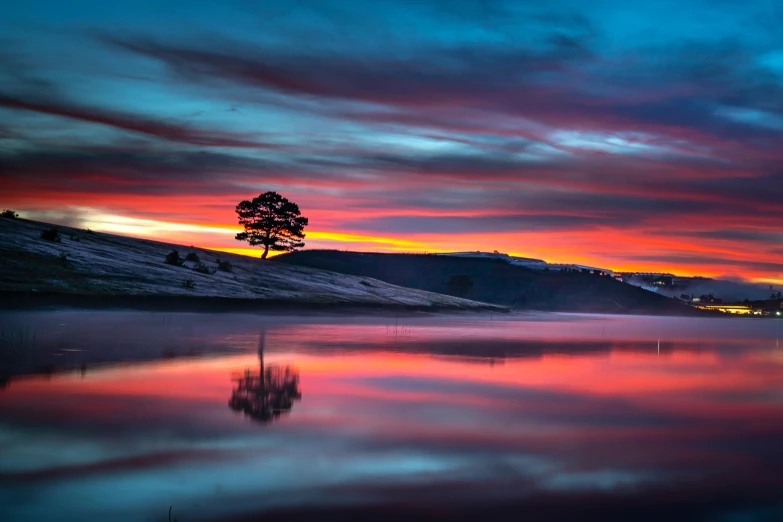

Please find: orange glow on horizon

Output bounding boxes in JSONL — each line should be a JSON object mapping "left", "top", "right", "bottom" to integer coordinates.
{"left": 4, "top": 204, "right": 781, "bottom": 284}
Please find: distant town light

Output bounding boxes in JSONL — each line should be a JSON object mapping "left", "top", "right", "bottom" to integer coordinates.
{"left": 778, "top": 311, "right": 782, "bottom": 316}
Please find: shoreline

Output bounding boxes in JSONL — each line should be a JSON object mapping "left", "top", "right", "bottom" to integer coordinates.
{"left": 0, "top": 291, "right": 509, "bottom": 315}
{"left": 0, "top": 292, "right": 734, "bottom": 318}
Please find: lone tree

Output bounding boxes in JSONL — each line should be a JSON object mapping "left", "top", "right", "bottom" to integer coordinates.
{"left": 235, "top": 191, "right": 308, "bottom": 259}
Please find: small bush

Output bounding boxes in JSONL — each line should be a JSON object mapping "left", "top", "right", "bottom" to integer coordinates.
{"left": 1, "top": 209, "right": 18, "bottom": 219}
{"left": 360, "top": 280, "right": 373, "bottom": 287}
{"left": 193, "top": 262, "right": 216, "bottom": 275}
{"left": 85, "top": 228, "right": 94, "bottom": 234}
{"left": 165, "top": 250, "right": 183, "bottom": 266}
{"left": 40, "top": 228, "right": 61, "bottom": 242}
{"left": 182, "top": 279, "right": 195, "bottom": 289}
{"left": 216, "top": 259, "right": 232, "bottom": 272}
{"left": 185, "top": 252, "right": 200, "bottom": 263}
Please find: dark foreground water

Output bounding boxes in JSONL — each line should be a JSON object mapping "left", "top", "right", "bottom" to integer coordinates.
{"left": 1, "top": 311, "right": 782, "bottom": 522}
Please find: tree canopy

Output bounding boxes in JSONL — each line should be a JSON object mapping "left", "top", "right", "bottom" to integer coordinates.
{"left": 235, "top": 192, "right": 309, "bottom": 259}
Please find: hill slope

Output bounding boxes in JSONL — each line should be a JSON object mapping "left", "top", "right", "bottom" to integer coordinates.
{"left": 275, "top": 250, "right": 699, "bottom": 315}
{"left": 0, "top": 218, "right": 503, "bottom": 311}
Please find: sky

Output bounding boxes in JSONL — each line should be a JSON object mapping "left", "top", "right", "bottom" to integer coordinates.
{"left": 1, "top": 0, "right": 782, "bottom": 283}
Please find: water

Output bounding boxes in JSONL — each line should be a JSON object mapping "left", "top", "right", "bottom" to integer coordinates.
{"left": 1, "top": 311, "right": 782, "bottom": 521}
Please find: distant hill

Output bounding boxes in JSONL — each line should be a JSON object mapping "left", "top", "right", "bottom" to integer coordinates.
{"left": 0, "top": 218, "right": 503, "bottom": 312}
{"left": 275, "top": 250, "right": 700, "bottom": 315}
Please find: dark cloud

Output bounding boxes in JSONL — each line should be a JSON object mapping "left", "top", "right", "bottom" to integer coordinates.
{"left": 0, "top": 142, "right": 409, "bottom": 197}
{"left": 0, "top": 148, "right": 280, "bottom": 196}
{"left": 0, "top": 123, "right": 16, "bottom": 139}
{"left": 0, "top": 93, "right": 277, "bottom": 149}
{"left": 100, "top": 33, "right": 783, "bottom": 157}
{"left": 339, "top": 214, "right": 632, "bottom": 235}
{"left": 0, "top": 448, "right": 230, "bottom": 482}
{"left": 624, "top": 254, "right": 783, "bottom": 274}
{"left": 675, "top": 230, "right": 783, "bottom": 243}
{"left": 3, "top": 142, "right": 780, "bottom": 230}
{"left": 100, "top": 33, "right": 591, "bottom": 108}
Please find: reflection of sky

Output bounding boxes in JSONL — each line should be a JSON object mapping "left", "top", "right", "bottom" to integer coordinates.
{"left": 0, "top": 313, "right": 783, "bottom": 520}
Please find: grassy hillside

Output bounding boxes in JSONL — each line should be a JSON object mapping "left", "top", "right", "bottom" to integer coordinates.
{"left": 275, "top": 250, "right": 699, "bottom": 315}
{"left": 0, "top": 218, "right": 503, "bottom": 311}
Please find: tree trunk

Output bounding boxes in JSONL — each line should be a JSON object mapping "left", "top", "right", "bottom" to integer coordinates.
{"left": 261, "top": 245, "right": 269, "bottom": 259}
{"left": 258, "top": 329, "right": 266, "bottom": 394}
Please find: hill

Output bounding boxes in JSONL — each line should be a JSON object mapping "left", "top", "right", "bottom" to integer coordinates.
{"left": 0, "top": 218, "right": 503, "bottom": 312}
{"left": 274, "top": 250, "right": 700, "bottom": 315}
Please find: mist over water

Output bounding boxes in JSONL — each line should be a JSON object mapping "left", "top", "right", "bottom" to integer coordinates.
{"left": 1, "top": 311, "right": 782, "bottom": 521}
{"left": 645, "top": 278, "right": 781, "bottom": 302}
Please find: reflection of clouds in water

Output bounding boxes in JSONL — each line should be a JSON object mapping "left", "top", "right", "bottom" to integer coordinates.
{"left": 3, "top": 311, "right": 782, "bottom": 385}
{"left": 1, "top": 314, "right": 783, "bottom": 521}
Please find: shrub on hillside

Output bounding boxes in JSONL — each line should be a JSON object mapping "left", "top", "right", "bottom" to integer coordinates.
{"left": 193, "top": 262, "right": 216, "bottom": 275}
{"left": 185, "top": 252, "right": 200, "bottom": 263}
{"left": 182, "top": 278, "right": 195, "bottom": 289}
{"left": 165, "top": 250, "right": 183, "bottom": 266}
{"left": 216, "top": 259, "right": 232, "bottom": 272}
{"left": 40, "top": 228, "right": 61, "bottom": 242}
{"left": 1, "top": 210, "right": 18, "bottom": 219}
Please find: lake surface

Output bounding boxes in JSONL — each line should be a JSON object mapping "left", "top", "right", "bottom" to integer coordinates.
{"left": 1, "top": 311, "right": 782, "bottom": 521}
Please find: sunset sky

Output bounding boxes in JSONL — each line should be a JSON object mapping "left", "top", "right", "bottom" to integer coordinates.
{"left": 1, "top": 0, "right": 782, "bottom": 283}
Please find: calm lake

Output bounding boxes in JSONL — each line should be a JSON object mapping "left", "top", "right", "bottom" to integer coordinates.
{"left": 1, "top": 311, "right": 782, "bottom": 521}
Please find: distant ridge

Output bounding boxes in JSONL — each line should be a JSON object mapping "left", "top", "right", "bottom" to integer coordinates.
{"left": 275, "top": 250, "right": 702, "bottom": 315}
{"left": 437, "top": 251, "right": 548, "bottom": 269}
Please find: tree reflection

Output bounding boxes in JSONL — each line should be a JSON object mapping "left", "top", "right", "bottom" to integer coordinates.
{"left": 229, "top": 330, "right": 301, "bottom": 423}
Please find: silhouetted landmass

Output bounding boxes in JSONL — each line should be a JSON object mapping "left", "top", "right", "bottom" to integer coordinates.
{"left": 275, "top": 250, "right": 701, "bottom": 315}
{"left": 0, "top": 218, "right": 503, "bottom": 312}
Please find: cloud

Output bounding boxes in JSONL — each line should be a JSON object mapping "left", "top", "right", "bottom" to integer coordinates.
{"left": 100, "top": 33, "right": 591, "bottom": 107}
{"left": 100, "top": 32, "right": 783, "bottom": 159}
{"left": 0, "top": 448, "right": 230, "bottom": 481}
{"left": 0, "top": 93, "right": 277, "bottom": 149}
{"left": 0, "top": 148, "right": 265, "bottom": 195}
{"left": 622, "top": 254, "right": 783, "bottom": 275}
{"left": 338, "top": 214, "right": 631, "bottom": 235}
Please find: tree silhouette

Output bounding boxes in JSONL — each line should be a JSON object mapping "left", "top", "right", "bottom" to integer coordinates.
{"left": 229, "top": 330, "right": 302, "bottom": 423}
{"left": 235, "top": 192, "right": 309, "bottom": 259}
